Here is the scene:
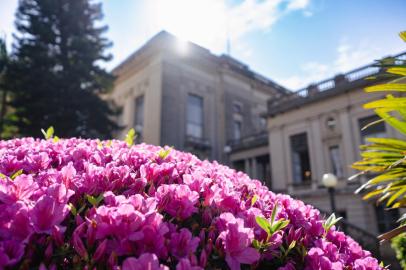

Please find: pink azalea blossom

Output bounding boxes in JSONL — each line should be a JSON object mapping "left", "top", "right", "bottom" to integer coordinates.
{"left": 218, "top": 213, "right": 260, "bottom": 270}
{"left": 122, "top": 253, "right": 169, "bottom": 270}
{"left": 0, "top": 138, "right": 383, "bottom": 269}
{"left": 169, "top": 228, "right": 200, "bottom": 259}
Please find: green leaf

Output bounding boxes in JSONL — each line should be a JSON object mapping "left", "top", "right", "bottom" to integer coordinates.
{"left": 365, "top": 84, "right": 406, "bottom": 92}
{"left": 323, "top": 213, "right": 343, "bottom": 234}
{"left": 86, "top": 194, "right": 103, "bottom": 207}
{"left": 361, "top": 118, "right": 385, "bottom": 131}
{"left": 125, "top": 128, "right": 136, "bottom": 147}
{"left": 86, "top": 194, "right": 97, "bottom": 207}
{"left": 271, "top": 219, "right": 290, "bottom": 233}
{"left": 10, "top": 169, "right": 23, "bottom": 180}
{"left": 41, "top": 126, "right": 54, "bottom": 139}
{"left": 95, "top": 193, "right": 104, "bottom": 205}
{"left": 97, "top": 140, "right": 103, "bottom": 149}
{"left": 251, "top": 194, "right": 258, "bottom": 206}
{"left": 387, "top": 187, "right": 406, "bottom": 206}
{"left": 400, "top": 31, "right": 406, "bottom": 42}
{"left": 158, "top": 147, "right": 172, "bottom": 160}
{"left": 366, "top": 138, "right": 406, "bottom": 149}
{"left": 252, "top": 239, "right": 261, "bottom": 249}
{"left": 0, "top": 173, "right": 6, "bottom": 180}
{"left": 374, "top": 108, "right": 406, "bottom": 136}
{"left": 387, "top": 67, "right": 406, "bottom": 76}
{"left": 69, "top": 203, "right": 77, "bottom": 216}
{"left": 256, "top": 216, "right": 271, "bottom": 235}
{"left": 77, "top": 204, "right": 86, "bottom": 214}
{"left": 288, "top": 240, "right": 296, "bottom": 251}
{"left": 53, "top": 136, "right": 60, "bottom": 142}
{"left": 270, "top": 203, "right": 278, "bottom": 225}
{"left": 397, "top": 213, "right": 406, "bottom": 224}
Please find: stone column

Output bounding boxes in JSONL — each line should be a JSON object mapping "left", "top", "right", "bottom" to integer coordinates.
{"left": 252, "top": 157, "right": 258, "bottom": 179}
{"left": 244, "top": 159, "right": 251, "bottom": 177}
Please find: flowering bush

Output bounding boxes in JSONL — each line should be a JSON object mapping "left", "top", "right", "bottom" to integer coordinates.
{"left": 0, "top": 138, "right": 383, "bottom": 269}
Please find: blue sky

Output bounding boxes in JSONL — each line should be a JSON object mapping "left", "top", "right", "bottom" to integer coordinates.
{"left": 0, "top": 0, "right": 405, "bottom": 90}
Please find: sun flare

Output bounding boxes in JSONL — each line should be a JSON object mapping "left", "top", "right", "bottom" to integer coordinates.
{"left": 146, "top": 0, "right": 228, "bottom": 53}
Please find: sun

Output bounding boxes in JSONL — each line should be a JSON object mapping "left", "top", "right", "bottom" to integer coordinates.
{"left": 145, "top": 0, "right": 229, "bottom": 53}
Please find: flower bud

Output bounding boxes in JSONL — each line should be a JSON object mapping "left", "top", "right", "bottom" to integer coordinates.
{"left": 199, "top": 229, "right": 206, "bottom": 245}
{"left": 72, "top": 231, "right": 88, "bottom": 260}
{"left": 93, "top": 239, "right": 108, "bottom": 262}
{"left": 51, "top": 225, "right": 64, "bottom": 246}
{"left": 199, "top": 249, "right": 207, "bottom": 268}
{"left": 108, "top": 251, "right": 118, "bottom": 268}
{"left": 45, "top": 242, "right": 53, "bottom": 260}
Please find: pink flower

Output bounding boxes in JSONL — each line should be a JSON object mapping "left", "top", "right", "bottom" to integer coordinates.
{"left": 176, "top": 258, "right": 204, "bottom": 270}
{"left": 156, "top": 184, "right": 199, "bottom": 219}
{"left": 0, "top": 175, "right": 38, "bottom": 204}
{"left": 0, "top": 138, "right": 383, "bottom": 269}
{"left": 122, "top": 253, "right": 169, "bottom": 270}
{"left": 169, "top": 228, "right": 200, "bottom": 259}
{"left": 30, "top": 195, "right": 70, "bottom": 233}
{"left": 0, "top": 240, "right": 25, "bottom": 268}
{"left": 218, "top": 213, "right": 260, "bottom": 270}
{"left": 353, "top": 257, "right": 380, "bottom": 270}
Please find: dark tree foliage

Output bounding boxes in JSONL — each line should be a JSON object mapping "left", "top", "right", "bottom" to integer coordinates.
{"left": 6, "top": 0, "right": 119, "bottom": 138}
{"left": 0, "top": 38, "right": 8, "bottom": 134}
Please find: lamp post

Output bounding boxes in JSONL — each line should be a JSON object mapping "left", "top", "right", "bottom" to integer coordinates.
{"left": 223, "top": 145, "right": 232, "bottom": 166}
{"left": 322, "top": 173, "right": 338, "bottom": 213}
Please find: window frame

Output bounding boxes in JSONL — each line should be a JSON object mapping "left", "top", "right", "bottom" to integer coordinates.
{"left": 186, "top": 94, "right": 204, "bottom": 139}
{"left": 289, "top": 132, "right": 312, "bottom": 185}
{"left": 134, "top": 94, "right": 144, "bottom": 134}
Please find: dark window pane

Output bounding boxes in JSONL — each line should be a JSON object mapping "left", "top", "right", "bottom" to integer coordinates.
{"left": 233, "top": 103, "right": 242, "bottom": 114}
{"left": 329, "top": 145, "right": 343, "bottom": 178}
{"left": 375, "top": 206, "right": 399, "bottom": 233}
{"left": 187, "top": 94, "right": 203, "bottom": 138}
{"left": 359, "top": 115, "right": 386, "bottom": 144}
{"left": 256, "top": 155, "right": 271, "bottom": 187}
{"left": 290, "top": 133, "right": 311, "bottom": 184}
{"left": 134, "top": 95, "right": 144, "bottom": 133}
{"left": 233, "top": 120, "right": 242, "bottom": 140}
{"left": 232, "top": 160, "right": 245, "bottom": 172}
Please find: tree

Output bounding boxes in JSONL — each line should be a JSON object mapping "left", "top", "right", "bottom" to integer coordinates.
{"left": 6, "top": 0, "right": 119, "bottom": 138}
{"left": 352, "top": 31, "right": 406, "bottom": 241}
{"left": 0, "top": 38, "right": 8, "bottom": 133}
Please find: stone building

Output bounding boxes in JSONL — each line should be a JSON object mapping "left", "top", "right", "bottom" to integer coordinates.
{"left": 265, "top": 58, "right": 406, "bottom": 235}
{"left": 110, "top": 31, "right": 404, "bottom": 265}
{"left": 110, "top": 31, "right": 285, "bottom": 165}
{"left": 263, "top": 56, "right": 405, "bottom": 266}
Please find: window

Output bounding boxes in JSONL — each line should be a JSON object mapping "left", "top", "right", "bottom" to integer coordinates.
{"left": 256, "top": 155, "right": 271, "bottom": 187}
{"left": 232, "top": 160, "right": 245, "bottom": 172}
{"left": 358, "top": 115, "right": 386, "bottom": 144}
{"left": 326, "top": 117, "right": 337, "bottom": 130}
{"left": 134, "top": 95, "right": 144, "bottom": 134}
{"left": 233, "top": 102, "right": 243, "bottom": 114}
{"left": 329, "top": 145, "right": 344, "bottom": 178}
{"left": 259, "top": 116, "right": 267, "bottom": 130}
{"left": 186, "top": 94, "right": 203, "bottom": 138}
{"left": 233, "top": 120, "right": 242, "bottom": 140}
{"left": 375, "top": 206, "right": 399, "bottom": 233}
{"left": 290, "top": 133, "right": 311, "bottom": 184}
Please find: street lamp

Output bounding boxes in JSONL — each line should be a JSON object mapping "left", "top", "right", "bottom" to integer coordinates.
{"left": 223, "top": 145, "right": 232, "bottom": 165}
{"left": 322, "top": 173, "right": 338, "bottom": 213}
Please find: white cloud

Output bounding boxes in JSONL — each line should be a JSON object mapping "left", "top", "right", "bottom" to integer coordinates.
{"left": 144, "top": 0, "right": 311, "bottom": 55}
{"left": 0, "top": 0, "right": 312, "bottom": 69}
{"left": 303, "top": 10, "right": 313, "bottom": 17}
{"left": 277, "top": 38, "right": 385, "bottom": 90}
{"left": 287, "top": 0, "right": 310, "bottom": 11}
{"left": 278, "top": 62, "right": 330, "bottom": 90}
